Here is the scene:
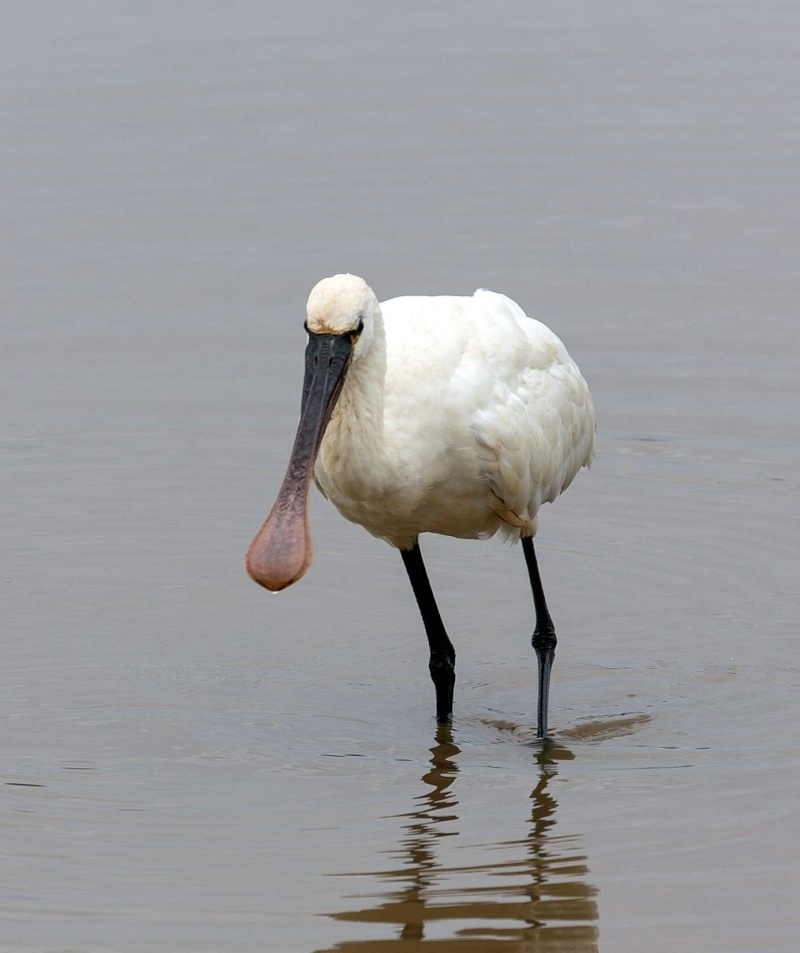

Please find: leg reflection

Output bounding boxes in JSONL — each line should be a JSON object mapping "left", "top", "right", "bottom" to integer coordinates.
{"left": 318, "top": 731, "right": 598, "bottom": 951}
{"left": 395, "top": 725, "right": 460, "bottom": 942}
{"left": 519, "top": 741, "right": 598, "bottom": 940}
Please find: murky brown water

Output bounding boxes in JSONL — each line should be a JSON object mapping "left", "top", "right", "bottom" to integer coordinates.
{"left": 3, "top": 2, "right": 798, "bottom": 950}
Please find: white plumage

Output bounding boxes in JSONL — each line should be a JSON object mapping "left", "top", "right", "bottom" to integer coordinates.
{"left": 246, "top": 274, "right": 596, "bottom": 737}
{"left": 313, "top": 282, "right": 595, "bottom": 549}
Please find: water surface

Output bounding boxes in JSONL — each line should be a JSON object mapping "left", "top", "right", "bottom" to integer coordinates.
{"left": 2, "top": 2, "right": 798, "bottom": 950}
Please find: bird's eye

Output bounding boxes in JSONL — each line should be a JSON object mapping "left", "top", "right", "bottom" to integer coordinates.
{"left": 347, "top": 319, "right": 364, "bottom": 347}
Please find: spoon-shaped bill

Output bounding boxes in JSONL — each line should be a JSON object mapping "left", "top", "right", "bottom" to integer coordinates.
{"left": 245, "top": 332, "right": 353, "bottom": 591}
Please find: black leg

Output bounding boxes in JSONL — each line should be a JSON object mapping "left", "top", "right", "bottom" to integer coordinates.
{"left": 400, "top": 541, "right": 456, "bottom": 723}
{"left": 522, "top": 536, "right": 557, "bottom": 739}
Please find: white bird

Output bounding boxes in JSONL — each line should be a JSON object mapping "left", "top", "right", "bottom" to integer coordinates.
{"left": 246, "top": 274, "right": 596, "bottom": 737}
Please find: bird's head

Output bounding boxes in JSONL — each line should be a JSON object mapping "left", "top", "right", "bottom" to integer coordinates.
{"left": 245, "top": 274, "right": 376, "bottom": 592}
{"left": 305, "top": 273, "right": 380, "bottom": 361}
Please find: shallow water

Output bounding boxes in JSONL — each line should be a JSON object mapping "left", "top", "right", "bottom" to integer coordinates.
{"left": 2, "top": 2, "right": 798, "bottom": 950}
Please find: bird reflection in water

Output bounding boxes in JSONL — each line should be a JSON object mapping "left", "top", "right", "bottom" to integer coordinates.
{"left": 317, "top": 729, "right": 598, "bottom": 951}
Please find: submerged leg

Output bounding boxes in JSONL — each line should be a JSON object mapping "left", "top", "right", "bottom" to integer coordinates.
{"left": 522, "top": 536, "right": 557, "bottom": 739}
{"left": 400, "top": 541, "right": 456, "bottom": 723}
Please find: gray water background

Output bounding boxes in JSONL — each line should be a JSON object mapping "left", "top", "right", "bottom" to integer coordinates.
{"left": 2, "top": 2, "right": 798, "bottom": 950}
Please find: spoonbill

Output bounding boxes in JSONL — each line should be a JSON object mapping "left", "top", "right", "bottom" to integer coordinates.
{"left": 246, "top": 274, "right": 595, "bottom": 737}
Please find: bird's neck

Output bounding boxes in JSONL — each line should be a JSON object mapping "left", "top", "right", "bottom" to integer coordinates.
{"left": 321, "top": 315, "right": 388, "bottom": 489}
